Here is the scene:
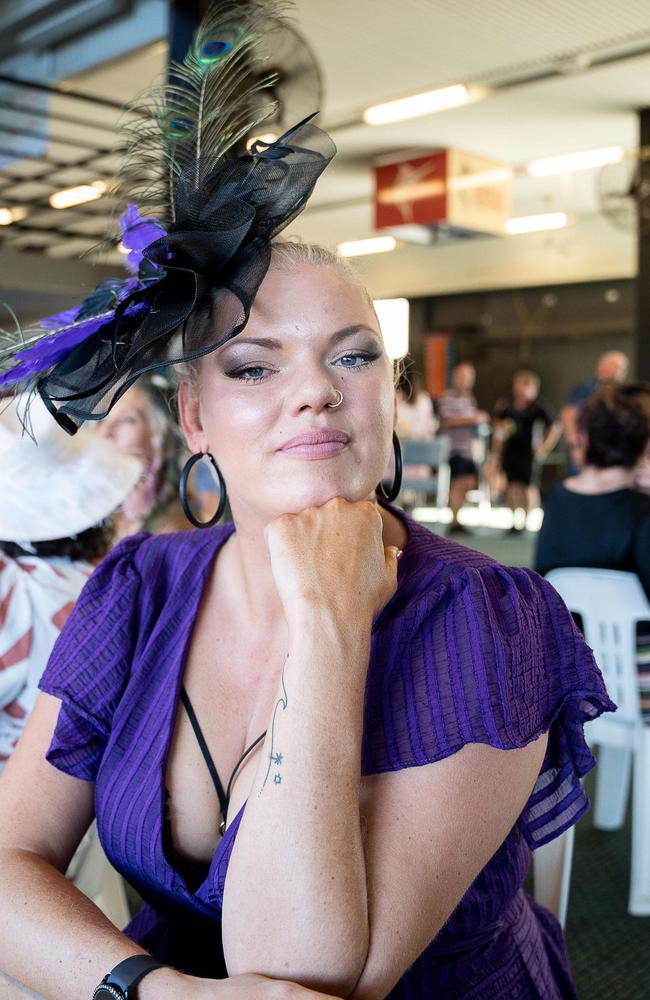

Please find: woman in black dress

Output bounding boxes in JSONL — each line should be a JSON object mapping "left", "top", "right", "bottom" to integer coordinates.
{"left": 535, "top": 385, "right": 650, "bottom": 595}
{"left": 535, "top": 386, "right": 650, "bottom": 720}
{"left": 493, "top": 371, "right": 561, "bottom": 532}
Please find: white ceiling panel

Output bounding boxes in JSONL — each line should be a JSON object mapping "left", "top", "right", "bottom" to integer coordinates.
{"left": 295, "top": 0, "right": 650, "bottom": 119}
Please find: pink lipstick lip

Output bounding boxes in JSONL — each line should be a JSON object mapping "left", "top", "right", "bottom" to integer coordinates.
{"left": 279, "top": 429, "right": 350, "bottom": 452}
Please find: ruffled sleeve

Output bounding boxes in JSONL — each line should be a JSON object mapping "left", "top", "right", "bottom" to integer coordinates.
{"left": 38, "top": 534, "right": 147, "bottom": 781}
{"left": 362, "top": 563, "right": 616, "bottom": 848}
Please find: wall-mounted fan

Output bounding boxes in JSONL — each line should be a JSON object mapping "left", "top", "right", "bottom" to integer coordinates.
{"left": 248, "top": 15, "right": 324, "bottom": 141}
{"left": 597, "top": 148, "right": 650, "bottom": 234}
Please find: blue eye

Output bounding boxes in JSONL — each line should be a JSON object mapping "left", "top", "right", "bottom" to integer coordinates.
{"left": 334, "top": 351, "right": 378, "bottom": 369}
{"left": 226, "top": 365, "right": 271, "bottom": 383}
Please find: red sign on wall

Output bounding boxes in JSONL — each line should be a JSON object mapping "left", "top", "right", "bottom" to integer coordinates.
{"left": 374, "top": 152, "right": 447, "bottom": 230}
{"left": 374, "top": 150, "right": 511, "bottom": 237}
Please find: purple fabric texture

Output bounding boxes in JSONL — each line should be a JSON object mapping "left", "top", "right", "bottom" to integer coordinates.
{"left": 38, "top": 513, "right": 615, "bottom": 998}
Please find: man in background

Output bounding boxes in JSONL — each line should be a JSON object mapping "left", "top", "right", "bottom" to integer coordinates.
{"left": 438, "top": 362, "right": 489, "bottom": 533}
{"left": 561, "top": 350, "right": 629, "bottom": 474}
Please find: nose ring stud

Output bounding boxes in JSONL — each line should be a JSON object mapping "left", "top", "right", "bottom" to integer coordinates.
{"left": 326, "top": 389, "right": 344, "bottom": 409}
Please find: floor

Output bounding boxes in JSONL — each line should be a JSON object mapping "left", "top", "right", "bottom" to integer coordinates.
{"left": 568, "top": 778, "right": 650, "bottom": 1000}
{"left": 421, "top": 517, "right": 650, "bottom": 999}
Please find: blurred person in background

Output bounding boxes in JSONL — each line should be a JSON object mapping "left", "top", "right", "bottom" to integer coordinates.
{"left": 561, "top": 349, "right": 629, "bottom": 474}
{"left": 492, "top": 370, "right": 561, "bottom": 533}
{"left": 635, "top": 438, "right": 650, "bottom": 495}
{"left": 438, "top": 362, "right": 489, "bottom": 534}
{"left": 0, "top": 396, "right": 141, "bottom": 770}
{"left": 624, "top": 384, "right": 650, "bottom": 497}
{"left": 536, "top": 386, "right": 650, "bottom": 591}
{"left": 394, "top": 370, "right": 438, "bottom": 510}
{"left": 395, "top": 369, "right": 437, "bottom": 442}
{"left": 96, "top": 375, "right": 188, "bottom": 536}
{"left": 535, "top": 385, "right": 650, "bottom": 719}
{"left": 636, "top": 446, "right": 650, "bottom": 494}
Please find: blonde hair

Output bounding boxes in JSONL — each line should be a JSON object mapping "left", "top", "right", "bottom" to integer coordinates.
{"left": 269, "top": 240, "right": 377, "bottom": 314}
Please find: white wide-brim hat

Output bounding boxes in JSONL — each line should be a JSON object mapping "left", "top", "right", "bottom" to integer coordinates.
{"left": 0, "top": 395, "right": 143, "bottom": 543}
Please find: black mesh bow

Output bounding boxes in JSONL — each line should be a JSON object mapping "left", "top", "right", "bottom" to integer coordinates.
{"left": 38, "top": 116, "right": 335, "bottom": 434}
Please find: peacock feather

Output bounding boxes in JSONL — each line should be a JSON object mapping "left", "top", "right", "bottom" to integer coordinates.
{"left": 0, "top": 1, "right": 288, "bottom": 386}
{"left": 115, "top": 0, "right": 287, "bottom": 228}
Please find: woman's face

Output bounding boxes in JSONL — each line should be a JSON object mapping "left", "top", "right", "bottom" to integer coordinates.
{"left": 97, "top": 386, "right": 154, "bottom": 461}
{"left": 179, "top": 264, "right": 395, "bottom": 521}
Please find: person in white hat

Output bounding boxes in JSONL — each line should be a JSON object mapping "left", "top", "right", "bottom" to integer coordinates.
{"left": 0, "top": 396, "right": 141, "bottom": 771}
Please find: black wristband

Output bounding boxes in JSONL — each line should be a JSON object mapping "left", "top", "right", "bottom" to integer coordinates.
{"left": 92, "top": 955, "right": 166, "bottom": 999}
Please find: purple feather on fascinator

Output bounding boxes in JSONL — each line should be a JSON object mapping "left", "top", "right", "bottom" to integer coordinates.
{"left": 119, "top": 204, "right": 167, "bottom": 275}
{"left": 0, "top": 298, "right": 148, "bottom": 389}
{"left": 0, "top": 206, "right": 164, "bottom": 390}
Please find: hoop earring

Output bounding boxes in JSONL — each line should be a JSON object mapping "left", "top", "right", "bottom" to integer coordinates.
{"left": 179, "top": 452, "right": 227, "bottom": 528}
{"left": 376, "top": 432, "right": 402, "bottom": 504}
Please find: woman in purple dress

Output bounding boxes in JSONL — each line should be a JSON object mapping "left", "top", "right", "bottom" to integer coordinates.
{"left": 0, "top": 6, "right": 613, "bottom": 998}
{"left": 0, "top": 243, "right": 614, "bottom": 999}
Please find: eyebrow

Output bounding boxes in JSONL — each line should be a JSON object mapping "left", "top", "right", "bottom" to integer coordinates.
{"left": 221, "top": 324, "right": 380, "bottom": 352}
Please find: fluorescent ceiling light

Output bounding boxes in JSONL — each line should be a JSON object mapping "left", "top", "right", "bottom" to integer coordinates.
{"left": 363, "top": 84, "right": 484, "bottom": 125}
{"left": 505, "top": 212, "right": 567, "bottom": 235}
{"left": 49, "top": 180, "right": 107, "bottom": 210}
{"left": 0, "top": 206, "right": 27, "bottom": 226}
{"left": 338, "top": 236, "right": 397, "bottom": 257}
{"left": 373, "top": 298, "right": 409, "bottom": 360}
{"left": 527, "top": 146, "right": 624, "bottom": 177}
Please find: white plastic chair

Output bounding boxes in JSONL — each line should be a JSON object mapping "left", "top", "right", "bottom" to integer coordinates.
{"left": 400, "top": 437, "right": 451, "bottom": 508}
{"left": 533, "top": 825, "right": 575, "bottom": 928}
{"left": 545, "top": 567, "right": 650, "bottom": 916}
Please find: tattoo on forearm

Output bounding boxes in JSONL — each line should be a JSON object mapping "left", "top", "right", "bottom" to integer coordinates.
{"left": 260, "top": 661, "right": 288, "bottom": 794}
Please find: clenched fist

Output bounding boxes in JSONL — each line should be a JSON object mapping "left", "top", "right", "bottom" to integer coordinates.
{"left": 265, "top": 498, "right": 400, "bottom": 630}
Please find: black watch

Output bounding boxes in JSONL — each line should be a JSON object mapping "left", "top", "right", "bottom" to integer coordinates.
{"left": 92, "top": 955, "right": 166, "bottom": 999}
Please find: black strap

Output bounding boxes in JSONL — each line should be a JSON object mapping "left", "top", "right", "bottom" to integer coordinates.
{"left": 225, "top": 729, "right": 267, "bottom": 806}
{"left": 180, "top": 687, "right": 228, "bottom": 816}
{"left": 102, "top": 955, "right": 165, "bottom": 995}
{"left": 180, "top": 687, "right": 267, "bottom": 819}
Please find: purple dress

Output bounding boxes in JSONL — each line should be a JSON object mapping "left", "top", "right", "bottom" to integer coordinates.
{"left": 39, "top": 511, "right": 615, "bottom": 998}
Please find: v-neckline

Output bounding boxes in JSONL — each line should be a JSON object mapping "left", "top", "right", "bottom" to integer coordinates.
{"left": 157, "top": 504, "right": 418, "bottom": 899}
{"left": 159, "top": 522, "right": 238, "bottom": 899}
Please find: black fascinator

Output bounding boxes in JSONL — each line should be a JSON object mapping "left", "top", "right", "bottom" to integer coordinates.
{"left": 0, "top": 0, "right": 335, "bottom": 433}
